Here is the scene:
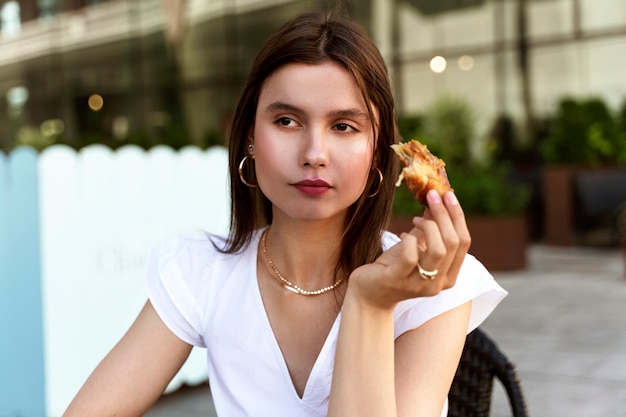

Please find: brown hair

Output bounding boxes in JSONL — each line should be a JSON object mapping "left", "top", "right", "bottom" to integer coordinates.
{"left": 223, "top": 10, "right": 400, "bottom": 275}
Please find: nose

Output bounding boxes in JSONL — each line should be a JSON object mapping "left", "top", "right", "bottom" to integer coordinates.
{"left": 301, "top": 128, "right": 328, "bottom": 168}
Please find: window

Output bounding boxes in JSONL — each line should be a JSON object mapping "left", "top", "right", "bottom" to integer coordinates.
{"left": 1, "top": 1, "right": 20, "bottom": 37}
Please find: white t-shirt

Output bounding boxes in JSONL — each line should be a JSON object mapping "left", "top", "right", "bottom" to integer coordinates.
{"left": 146, "top": 228, "right": 507, "bottom": 417}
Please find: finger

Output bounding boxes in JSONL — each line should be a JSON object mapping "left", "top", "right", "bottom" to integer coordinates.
{"left": 411, "top": 217, "right": 445, "bottom": 272}
{"left": 392, "top": 230, "right": 440, "bottom": 278}
{"left": 422, "top": 206, "right": 433, "bottom": 221}
{"left": 443, "top": 191, "right": 471, "bottom": 251}
{"left": 423, "top": 190, "right": 461, "bottom": 263}
{"left": 442, "top": 191, "right": 472, "bottom": 280}
{"left": 396, "top": 232, "right": 445, "bottom": 294}
{"left": 376, "top": 231, "right": 419, "bottom": 270}
{"left": 414, "top": 190, "right": 469, "bottom": 288}
{"left": 374, "top": 233, "right": 443, "bottom": 297}
{"left": 405, "top": 218, "right": 427, "bottom": 251}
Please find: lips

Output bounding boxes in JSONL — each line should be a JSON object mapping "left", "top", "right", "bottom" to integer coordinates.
{"left": 292, "top": 178, "right": 332, "bottom": 196}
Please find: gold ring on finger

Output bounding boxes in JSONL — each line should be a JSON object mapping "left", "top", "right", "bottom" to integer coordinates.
{"left": 417, "top": 262, "right": 438, "bottom": 280}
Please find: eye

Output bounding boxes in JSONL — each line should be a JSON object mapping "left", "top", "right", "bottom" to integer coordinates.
{"left": 334, "top": 123, "right": 357, "bottom": 132}
{"left": 277, "top": 117, "right": 296, "bottom": 127}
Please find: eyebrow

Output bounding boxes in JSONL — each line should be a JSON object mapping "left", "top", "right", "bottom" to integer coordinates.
{"left": 264, "top": 101, "right": 371, "bottom": 120}
{"left": 265, "top": 101, "right": 302, "bottom": 115}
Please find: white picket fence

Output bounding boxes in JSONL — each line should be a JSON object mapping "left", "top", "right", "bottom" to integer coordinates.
{"left": 1, "top": 144, "right": 230, "bottom": 416}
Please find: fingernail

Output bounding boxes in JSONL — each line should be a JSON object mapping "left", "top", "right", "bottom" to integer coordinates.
{"left": 427, "top": 189, "right": 442, "bottom": 204}
{"left": 445, "top": 191, "right": 459, "bottom": 206}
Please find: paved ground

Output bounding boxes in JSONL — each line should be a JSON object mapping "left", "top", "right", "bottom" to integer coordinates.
{"left": 484, "top": 244, "right": 626, "bottom": 417}
{"left": 145, "top": 244, "right": 626, "bottom": 417}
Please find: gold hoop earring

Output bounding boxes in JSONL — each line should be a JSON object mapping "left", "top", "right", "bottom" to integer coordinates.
{"left": 366, "top": 167, "right": 383, "bottom": 198}
{"left": 238, "top": 156, "right": 258, "bottom": 187}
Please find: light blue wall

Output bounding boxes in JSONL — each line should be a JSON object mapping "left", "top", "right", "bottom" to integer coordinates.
{"left": 0, "top": 147, "right": 46, "bottom": 416}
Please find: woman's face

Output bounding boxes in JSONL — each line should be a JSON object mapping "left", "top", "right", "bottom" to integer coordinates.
{"left": 251, "top": 61, "right": 376, "bottom": 224}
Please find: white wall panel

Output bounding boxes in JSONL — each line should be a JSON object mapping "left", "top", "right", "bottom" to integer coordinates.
{"left": 39, "top": 144, "right": 229, "bottom": 416}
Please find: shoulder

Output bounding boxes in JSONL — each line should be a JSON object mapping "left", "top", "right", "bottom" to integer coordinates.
{"left": 151, "top": 231, "right": 229, "bottom": 267}
{"left": 146, "top": 232, "right": 234, "bottom": 294}
{"left": 148, "top": 229, "right": 264, "bottom": 280}
{"left": 154, "top": 231, "right": 227, "bottom": 254}
{"left": 145, "top": 230, "right": 262, "bottom": 346}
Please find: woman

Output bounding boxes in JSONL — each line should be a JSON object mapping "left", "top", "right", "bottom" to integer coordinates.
{"left": 63, "top": 10, "right": 506, "bottom": 417}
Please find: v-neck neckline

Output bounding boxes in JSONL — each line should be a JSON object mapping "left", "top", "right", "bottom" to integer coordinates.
{"left": 250, "top": 228, "right": 342, "bottom": 403}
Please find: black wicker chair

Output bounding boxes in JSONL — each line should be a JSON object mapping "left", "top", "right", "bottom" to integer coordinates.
{"left": 448, "top": 328, "right": 529, "bottom": 417}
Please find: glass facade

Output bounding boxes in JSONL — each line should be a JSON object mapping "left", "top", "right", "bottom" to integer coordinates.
{"left": 0, "top": 0, "right": 370, "bottom": 151}
{"left": 1, "top": 0, "right": 625, "bottom": 153}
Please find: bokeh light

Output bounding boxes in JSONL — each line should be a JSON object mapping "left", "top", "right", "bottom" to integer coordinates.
{"left": 88, "top": 94, "right": 104, "bottom": 111}
{"left": 458, "top": 55, "right": 474, "bottom": 71}
{"left": 40, "top": 119, "right": 65, "bottom": 137}
{"left": 430, "top": 56, "right": 447, "bottom": 73}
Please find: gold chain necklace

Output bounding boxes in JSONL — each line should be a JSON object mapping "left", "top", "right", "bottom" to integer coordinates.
{"left": 261, "top": 228, "right": 346, "bottom": 296}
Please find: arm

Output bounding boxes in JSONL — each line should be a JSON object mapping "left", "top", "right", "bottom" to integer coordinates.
{"left": 394, "top": 301, "right": 471, "bottom": 416}
{"left": 330, "top": 296, "right": 470, "bottom": 417}
{"left": 328, "top": 190, "right": 471, "bottom": 417}
{"left": 63, "top": 300, "right": 193, "bottom": 417}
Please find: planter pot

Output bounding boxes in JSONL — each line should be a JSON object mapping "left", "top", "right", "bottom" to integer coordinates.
{"left": 467, "top": 216, "right": 528, "bottom": 271}
{"left": 389, "top": 215, "right": 528, "bottom": 271}
{"left": 543, "top": 165, "right": 626, "bottom": 247}
{"left": 542, "top": 166, "right": 577, "bottom": 246}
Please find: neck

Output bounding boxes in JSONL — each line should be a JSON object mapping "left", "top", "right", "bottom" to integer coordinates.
{"left": 262, "top": 222, "right": 345, "bottom": 291}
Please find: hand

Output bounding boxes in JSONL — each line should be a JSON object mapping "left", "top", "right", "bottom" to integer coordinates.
{"left": 349, "top": 189, "right": 471, "bottom": 310}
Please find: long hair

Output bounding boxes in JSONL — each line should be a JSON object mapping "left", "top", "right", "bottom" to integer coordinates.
{"left": 223, "top": 10, "right": 400, "bottom": 275}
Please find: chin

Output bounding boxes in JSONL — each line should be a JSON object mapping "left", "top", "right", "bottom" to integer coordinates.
{"left": 280, "top": 207, "right": 349, "bottom": 224}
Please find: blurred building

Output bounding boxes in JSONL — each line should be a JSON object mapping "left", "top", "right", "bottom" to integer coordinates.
{"left": 1, "top": 0, "right": 354, "bottom": 151}
{"left": 1, "top": 0, "right": 625, "bottom": 151}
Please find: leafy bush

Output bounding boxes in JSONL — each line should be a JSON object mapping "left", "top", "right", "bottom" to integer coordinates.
{"left": 446, "top": 163, "right": 532, "bottom": 217}
{"left": 616, "top": 98, "right": 626, "bottom": 164}
{"left": 540, "top": 97, "right": 625, "bottom": 166}
{"left": 421, "top": 95, "right": 474, "bottom": 168}
{"left": 392, "top": 181, "right": 424, "bottom": 217}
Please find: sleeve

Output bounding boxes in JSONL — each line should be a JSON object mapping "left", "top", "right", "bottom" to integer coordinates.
{"left": 393, "top": 254, "right": 508, "bottom": 339}
{"left": 145, "top": 236, "right": 208, "bottom": 347}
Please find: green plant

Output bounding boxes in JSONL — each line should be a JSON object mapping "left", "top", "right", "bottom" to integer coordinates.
{"left": 539, "top": 97, "right": 624, "bottom": 166}
{"left": 201, "top": 128, "right": 226, "bottom": 149}
{"left": 397, "top": 114, "right": 423, "bottom": 142}
{"left": 422, "top": 95, "right": 474, "bottom": 167}
{"left": 616, "top": 98, "right": 626, "bottom": 164}
{"left": 446, "top": 163, "right": 532, "bottom": 217}
{"left": 392, "top": 182, "right": 424, "bottom": 217}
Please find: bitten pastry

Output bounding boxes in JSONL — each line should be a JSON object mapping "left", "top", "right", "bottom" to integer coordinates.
{"left": 391, "top": 139, "right": 453, "bottom": 206}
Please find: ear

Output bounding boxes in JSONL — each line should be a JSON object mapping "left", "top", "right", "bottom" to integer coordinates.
{"left": 246, "top": 128, "right": 255, "bottom": 157}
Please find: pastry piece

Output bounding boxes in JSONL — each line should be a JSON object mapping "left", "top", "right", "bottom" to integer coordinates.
{"left": 391, "top": 139, "right": 453, "bottom": 206}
